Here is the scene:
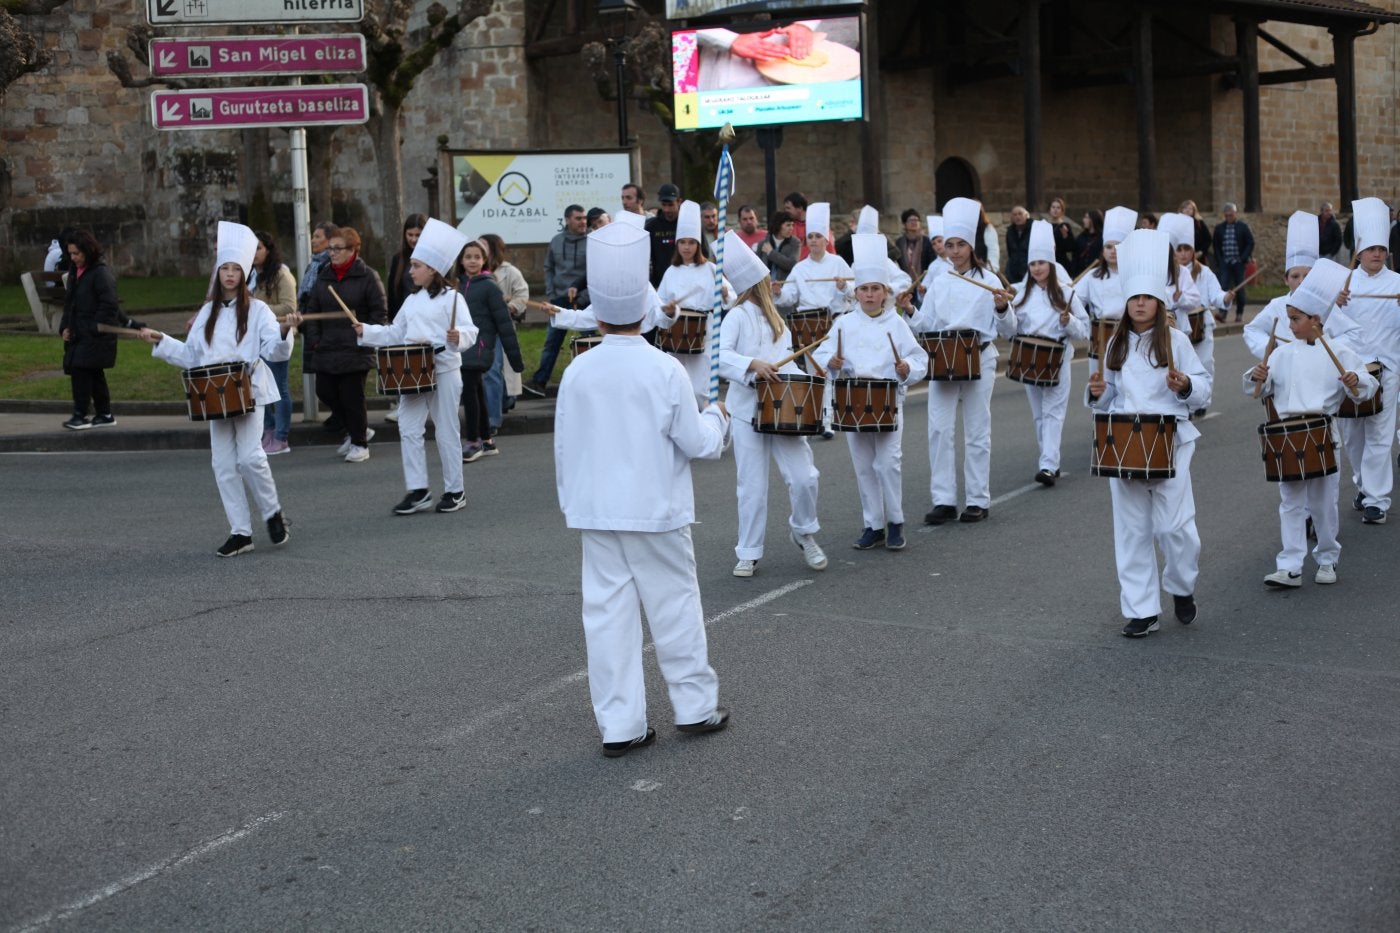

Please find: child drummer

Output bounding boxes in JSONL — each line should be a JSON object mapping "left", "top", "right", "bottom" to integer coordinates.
{"left": 1086, "top": 228, "right": 1211, "bottom": 638}
{"left": 812, "top": 233, "right": 928, "bottom": 551}
{"left": 139, "top": 222, "right": 299, "bottom": 557}
{"left": 717, "top": 229, "right": 827, "bottom": 577}
{"left": 1245, "top": 258, "right": 1377, "bottom": 588}
{"left": 352, "top": 218, "right": 477, "bottom": 515}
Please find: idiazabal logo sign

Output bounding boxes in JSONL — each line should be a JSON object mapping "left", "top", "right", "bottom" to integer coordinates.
{"left": 497, "top": 172, "right": 531, "bottom": 206}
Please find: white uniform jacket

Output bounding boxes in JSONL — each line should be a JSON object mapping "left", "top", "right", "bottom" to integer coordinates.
{"left": 552, "top": 286, "right": 667, "bottom": 332}
{"left": 1339, "top": 266, "right": 1400, "bottom": 372}
{"left": 1243, "top": 339, "right": 1378, "bottom": 417}
{"left": 1081, "top": 267, "right": 1125, "bottom": 321}
{"left": 812, "top": 306, "right": 929, "bottom": 387}
{"left": 908, "top": 264, "right": 1018, "bottom": 353}
{"left": 1014, "top": 282, "right": 1090, "bottom": 342}
{"left": 153, "top": 298, "right": 293, "bottom": 406}
{"left": 355, "top": 287, "right": 473, "bottom": 370}
{"left": 555, "top": 334, "right": 729, "bottom": 532}
{"left": 776, "top": 252, "right": 853, "bottom": 314}
{"left": 1243, "top": 293, "right": 1364, "bottom": 360}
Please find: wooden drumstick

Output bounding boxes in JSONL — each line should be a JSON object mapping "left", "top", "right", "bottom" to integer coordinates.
{"left": 95, "top": 323, "right": 149, "bottom": 339}
{"left": 1344, "top": 250, "right": 1360, "bottom": 291}
{"left": 836, "top": 327, "right": 843, "bottom": 365}
{"left": 291, "top": 311, "right": 348, "bottom": 322}
{"left": 1070, "top": 260, "right": 1099, "bottom": 288}
{"left": 1316, "top": 331, "right": 1361, "bottom": 398}
{"left": 805, "top": 350, "right": 827, "bottom": 379}
{"left": 771, "top": 334, "right": 830, "bottom": 370}
{"left": 327, "top": 286, "right": 359, "bottom": 325}
{"left": 450, "top": 298, "right": 457, "bottom": 331}
{"left": 887, "top": 333, "right": 901, "bottom": 369}
{"left": 947, "top": 268, "right": 1003, "bottom": 296}
{"left": 1346, "top": 292, "right": 1400, "bottom": 300}
{"left": 1253, "top": 320, "right": 1277, "bottom": 399}
{"left": 1225, "top": 267, "right": 1261, "bottom": 297}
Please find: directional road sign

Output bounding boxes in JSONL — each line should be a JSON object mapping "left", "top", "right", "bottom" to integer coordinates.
{"left": 150, "top": 84, "right": 370, "bottom": 130}
{"left": 149, "top": 35, "right": 366, "bottom": 78}
{"left": 146, "top": 0, "right": 364, "bottom": 26}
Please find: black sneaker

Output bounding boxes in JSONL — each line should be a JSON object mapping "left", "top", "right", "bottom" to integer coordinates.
{"left": 436, "top": 491, "right": 466, "bottom": 513}
{"left": 924, "top": 505, "right": 957, "bottom": 525}
{"left": 1363, "top": 506, "right": 1387, "bottom": 524}
{"left": 677, "top": 707, "right": 730, "bottom": 734}
{"left": 216, "top": 534, "right": 254, "bottom": 558}
{"left": 602, "top": 727, "right": 656, "bottom": 758}
{"left": 1173, "top": 594, "right": 1197, "bottom": 625}
{"left": 1034, "top": 469, "right": 1056, "bottom": 486}
{"left": 480, "top": 440, "right": 499, "bottom": 456}
{"left": 885, "top": 522, "right": 906, "bottom": 550}
{"left": 1121, "top": 616, "right": 1159, "bottom": 638}
{"left": 521, "top": 382, "right": 548, "bottom": 399}
{"left": 90, "top": 413, "right": 116, "bottom": 427}
{"left": 266, "top": 511, "right": 290, "bottom": 546}
{"left": 393, "top": 489, "right": 433, "bottom": 515}
{"left": 1353, "top": 492, "right": 1365, "bottom": 512}
{"left": 62, "top": 415, "right": 92, "bottom": 430}
{"left": 853, "top": 527, "right": 885, "bottom": 550}
{"left": 959, "top": 506, "right": 989, "bottom": 523}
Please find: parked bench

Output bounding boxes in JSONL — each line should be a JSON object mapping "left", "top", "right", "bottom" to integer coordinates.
{"left": 21, "top": 270, "right": 66, "bottom": 334}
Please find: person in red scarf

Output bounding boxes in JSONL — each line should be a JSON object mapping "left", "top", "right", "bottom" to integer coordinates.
{"left": 302, "top": 227, "right": 387, "bottom": 462}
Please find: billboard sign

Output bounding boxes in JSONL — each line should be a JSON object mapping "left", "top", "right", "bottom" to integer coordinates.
{"left": 147, "top": 0, "right": 364, "bottom": 26}
{"left": 151, "top": 84, "right": 370, "bottom": 130}
{"left": 666, "top": 0, "right": 854, "bottom": 18}
{"left": 148, "top": 35, "right": 366, "bottom": 78}
{"left": 443, "top": 150, "right": 634, "bottom": 246}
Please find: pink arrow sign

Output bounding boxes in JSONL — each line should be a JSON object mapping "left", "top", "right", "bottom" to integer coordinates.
{"left": 148, "top": 35, "right": 366, "bottom": 77}
{"left": 150, "top": 84, "right": 370, "bottom": 130}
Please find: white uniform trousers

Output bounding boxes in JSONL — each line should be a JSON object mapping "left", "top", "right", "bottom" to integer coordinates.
{"left": 396, "top": 367, "right": 464, "bottom": 494}
{"left": 1023, "top": 350, "right": 1073, "bottom": 473}
{"left": 1276, "top": 472, "right": 1341, "bottom": 572}
{"left": 209, "top": 411, "right": 281, "bottom": 537}
{"left": 1340, "top": 367, "right": 1398, "bottom": 511}
{"left": 845, "top": 414, "right": 905, "bottom": 529}
{"left": 1108, "top": 439, "right": 1200, "bottom": 619}
{"left": 1194, "top": 328, "right": 1215, "bottom": 388}
{"left": 927, "top": 348, "right": 996, "bottom": 507}
{"left": 732, "top": 424, "right": 820, "bottom": 560}
{"left": 579, "top": 527, "right": 720, "bottom": 742}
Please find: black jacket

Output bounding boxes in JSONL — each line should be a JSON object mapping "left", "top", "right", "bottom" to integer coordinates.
{"left": 303, "top": 256, "right": 387, "bottom": 374}
{"left": 1212, "top": 220, "right": 1255, "bottom": 266}
{"left": 645, "top": 214, "right": 678, "bottom": 287}
{"left": 60, "top": 260, "right": 143, "bottom": 372}
{"left": 458, "top": 272, "right": 525, "bottom": 373}
{"left": 1003, "top": 223, "right": 1031, "bottom": 283}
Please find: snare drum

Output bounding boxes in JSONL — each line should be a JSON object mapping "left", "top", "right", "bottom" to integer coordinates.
{"left": 919, "top": 330, "right": 981, "bottom": 381}
{"left": 571, "top": 334, "right": 603, "bottom": 359}
{"left": 1336, "top": 362, "right": 1383, "bottom": 418}
{"left": 789, "top": 309, "right": 833, "bottom": 353}
{"left": 832, "top": 378, "right": 899, "bottom": 433}
{"left": 375, "top": 345, "right": 436, "bottom": 396}
{"left": 181, "top": 362, "right": 255, "bottom": 422}
{"left": 1091, "top": 413, "right": 1176, "bottom": 480}
{"left": 1088, "top": 318, "right": 1118, "bottom": 360}
{"left": 657, "top": 311, "right": 708, "bottom": 354}
{"left": 1258, "top": 415, "right": 1337, "bottom": 482}
{"left": 752, "top": 374, "right": 825, "bottom": 436}
{"left": 1005, "top": 335, "right": 1066, "bottom": 386}
{"left": 1187, "top": 309, "right": 1207, "bottom": 344}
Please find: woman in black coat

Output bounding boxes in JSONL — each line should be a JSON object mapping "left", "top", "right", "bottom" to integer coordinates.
{"left": 59, "top": 229, "right": 143, "bottom": 430}
{"left": 302, "top": 226, "right": 387, "bottom": 462}
{"left": 457, "top": 240, "right": 524, "bottom": 460}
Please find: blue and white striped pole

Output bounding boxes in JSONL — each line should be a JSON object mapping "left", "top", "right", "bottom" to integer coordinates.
{"left": 708, "top": 123, "right": 736, "bottom": 406}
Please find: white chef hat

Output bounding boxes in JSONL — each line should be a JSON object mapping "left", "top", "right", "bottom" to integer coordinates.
{"left": 851, "top": 233, "right": 891, "bottom": 292}
{"left": 676, "top": 200, "right": 702, "bottom": 243}
{"left": 1352, "top": 197, "right": 1390, "bottom": 253}
{"left": 1117, "top": 228, "right": 1171, "bottom": 305}
{"left": 410, "top": 217, "right": 470, "bottom": 278}
{"left": 1285, "top": 211, "right": 1319, "bottom": 272}
{"left": 1158, "top": 212, "right": 1194, "bottom": 250}
{"left": 926, "top": 215, "right": 944, "bottom": 240}
{"left": 806, "top": 202, "right": 831, "bottom": 242}
{"left": 722, "top": 229, "right": 769, "bottom": 294}
{"left": 613, "top": 210, "right": 645, "bottom": 231}
{"left": 586, "top": 221, "right": 651, "bottom": 326}
{"left": 1288, "top": 257, "right": 1350, "bottom": 321}
{"left": 855, "top": 205, "right": 880, "bottom": 235}
{"left": 1102, "top": 206, "right": 1138, "bottom": 245}
{"left": 1027, "top": 219, "right": 1055, "bottom": 264}
{"left": 215, "top": 221, "right": 259, "bottom": 279}
{"left": 943, "top": 197, "right": 980, "bottom": 246}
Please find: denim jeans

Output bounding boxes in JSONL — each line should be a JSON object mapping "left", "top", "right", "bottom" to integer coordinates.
{"left": 484, "top": 341, "right": 505, "bottom": 432}
{"left": 262, "top": 358, "right": 292, "bottom": 440}
{"left": 530, "top": 322, "right": 568, "bottom": 387}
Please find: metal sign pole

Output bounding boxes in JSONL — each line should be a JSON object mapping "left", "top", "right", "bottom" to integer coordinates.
{"left": 289, "top": 68, "right": 317, "bottom": 422}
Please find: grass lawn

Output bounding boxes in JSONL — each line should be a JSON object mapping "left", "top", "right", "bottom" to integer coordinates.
{"left": 0, "top": 326, "right": 559, "bottom": 402}
{"left": 0, "top": 276, "right": 213, "bottom": 320}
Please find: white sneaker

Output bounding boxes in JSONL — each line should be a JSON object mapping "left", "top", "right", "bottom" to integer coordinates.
{"left": 1264, "top": 569, "right": 1302, "bottom": 588}
{"left": 733, "top": 558, "right": 756, "bottom": 577}
{"left": 336, "top": 436, "right": 353, "bottom": 456}
{"left": 791, "top": 531, "right": 828, "bottom": 570}
{"left": 344, "top": 445, "right": 370, "bottom": 463}
{"left": 385, "top": 403, "right": 400, "bottom": 423}
{"left": 1315, "top": 564, "right": 1338, "bottom": 585}
{"left": 367, "top": 427, "right": 376, "bottom": 442}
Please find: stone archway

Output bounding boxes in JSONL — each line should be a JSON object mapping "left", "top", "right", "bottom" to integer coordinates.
{"left": 934, "top": 157, "right": 980, "bottom": 211}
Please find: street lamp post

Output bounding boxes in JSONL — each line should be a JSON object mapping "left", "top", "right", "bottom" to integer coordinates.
{"left": 598, "top": 0, "right": 640, "bottom": 149}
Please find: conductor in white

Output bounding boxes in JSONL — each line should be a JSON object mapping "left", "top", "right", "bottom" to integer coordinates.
{"left": 554, "top": 220, "right": 733, "bottom": 757}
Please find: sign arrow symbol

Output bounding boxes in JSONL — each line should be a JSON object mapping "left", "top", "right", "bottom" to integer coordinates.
{"left": 155, "top": 0, "right": 177, "bottom": 15}
{"left": 158, "top": 50, "right": 176, "bottom": 68}
{"left": 161, "top": 100, "right": 182, "bottom": 122}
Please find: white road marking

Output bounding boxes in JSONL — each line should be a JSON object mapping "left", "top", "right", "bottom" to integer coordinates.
{"left": 13, "top": 810, "right": 288, "bottom": 933}
{"left": 630, "top": 780, "right": 662, "bottom": 792}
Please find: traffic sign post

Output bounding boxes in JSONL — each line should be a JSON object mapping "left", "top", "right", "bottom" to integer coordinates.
{"left": 149, "top": 35, "right": 366, "bottom": 78}
{"left": 147, "top": 0, "right": 363, "bottom": 26}
{"left": 150, "top": 84, "right": 370, "bottom": 130}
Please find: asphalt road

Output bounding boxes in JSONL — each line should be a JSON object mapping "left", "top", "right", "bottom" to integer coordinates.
{"left": 3, "top": 333, "right": 1397, "bottom": 932}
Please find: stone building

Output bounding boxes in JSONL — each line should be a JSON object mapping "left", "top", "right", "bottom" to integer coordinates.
{"left": 2, "top": 0, "right": 1398, "bottom": 281}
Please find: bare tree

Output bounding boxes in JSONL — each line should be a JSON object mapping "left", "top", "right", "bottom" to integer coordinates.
{"left": 0, "top": 1, "right": 69, "bottom": 94}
